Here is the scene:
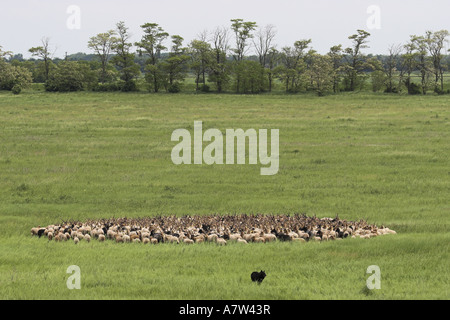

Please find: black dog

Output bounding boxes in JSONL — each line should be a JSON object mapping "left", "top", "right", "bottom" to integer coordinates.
{"left": 251, "top": 270, "right": 266, "bottom": 284}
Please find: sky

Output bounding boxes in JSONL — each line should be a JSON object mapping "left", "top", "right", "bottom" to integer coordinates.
{"left": 1, "top": 0, "right": 449, "bottom": 58}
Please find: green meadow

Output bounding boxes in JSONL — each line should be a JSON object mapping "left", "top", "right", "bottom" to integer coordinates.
{"left": 0, "top": 90, "right": 448, "bottom": 299}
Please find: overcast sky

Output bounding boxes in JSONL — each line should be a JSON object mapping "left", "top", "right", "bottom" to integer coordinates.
{"left": 1, "top": 0, "right": 449, "bottom": 58}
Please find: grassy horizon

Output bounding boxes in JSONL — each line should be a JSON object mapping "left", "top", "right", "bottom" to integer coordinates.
{"left": 0, "top": 90, "right": 448, "bottom": 299}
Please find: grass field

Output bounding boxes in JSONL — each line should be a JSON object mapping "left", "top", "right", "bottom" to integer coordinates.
{"left": 0, "top": 90, "right": 448, "bottom": 299}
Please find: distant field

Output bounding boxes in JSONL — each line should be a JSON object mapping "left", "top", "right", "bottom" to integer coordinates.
{"left": 0, "top": 90, "right": 448, "bottom": 299}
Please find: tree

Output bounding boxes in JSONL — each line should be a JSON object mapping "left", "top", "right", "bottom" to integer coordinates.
{"left": 400, "top": 40, "right": 418, "bottom": 94}
{"left": 253, "top": 24, "right": 277, "bottom": 67}
{"left": 383, "top": 44, "right": 402, "bottom": 93}
{"left": 189, "top": 39, "right": 212, "bottom": 91}
{"left": 230, "top": 19, "right": 258, "bottom": 93}
{"left": 411, "top": 35, "right": 432, "bottom": 95}
{"left": 88, "top": 30, "right": 116, "bottom": 83}
{"left": 111, "top": 21, "right": 140, "bottom": 90}
{"left": 266, "top": 47, "right": 280, "bottom": 92}
{"left": 0, "top": 46, "right": 12, "bottom": 60}
{"left": 233, "top": 60, "right": 266, "bottom": 94}
{"left": 160, "top": 35, "right": 190, "bottom": 91}
{"left": 328, "top": 45, "right": 344, "bottom": 93}
{"left": 343, "top": 30, "right": 371, "bottom": 91}
{"left": 29, "top": 37, "right": 54, "bottom": 81}
{"left": 308, "top": 54, "right": 334, "bottom": 96}
{"left": 277, "top": 39, "right": 311, "bottom": 92}
{"left": 425, "top": 30, "right": 449, "bottom": 92}
{"left": 208, "top": 26, "right": 230, "bottom": 93}
{"left": 253, "top": 25, "right": 277, "bottom": 92}
{"left": 135, "top": 23, "right": 169, "bottom": 92}
{"left": 230, "top": 19, "right": 257, "bottom": 61}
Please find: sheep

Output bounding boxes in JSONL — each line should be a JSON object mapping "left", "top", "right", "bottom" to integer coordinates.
{"left": 98, "top": 234, "right": 105, "bottom": 242}
{"left": 30, "top": 214, "right": 395, "bottom": 247}
{"left": 37, "top": 229, "right": 46, "bottom": 238}
{"left": 74, "top": 237, "right": 79, "bottom": 245}
{"left": 207, "top": 234, "right": 218, "bottom": 242}
{"left": 385, "top": 228, "right": 397, "bottom": 235}
{"left": 229, "top": 233, "right": 242, "bottom": 242}
{"left": 107, "top": 229, "right": 116, "bottom": 239}
{"left": 165, "top": 235, "right": 179, "bottom": 244}
{"left": 243, "top": 233, "right": 255, "bottom": 242}
{"left": 288, "top": 231, "right": 299, "bottom": 239}
{"left": 183, "top": 238, "right": 194, "bottom": 245}
{"left": 142, "top": 238, "right": 150, "bottom": 244}
{"left": 298, "top": 232, "right": 309, "bottom": 240}
{"left": 31, "top": 227, "right": 40, "bottom": 236}
{"left": 194, "top": 235, "right": 205, "bottom": 243}
{"left": 216, "top": 238, "right": 227, "bottom": 246}
{"left": 254, "top": 237, "right": 265, "bottom": 243}
{"left": 133, "top": 238, "right": 141, "bottom": 243}
{"left": 130, "top": 234, "right": 140, "bottom": 241}
{"left": 263, "top": 234, "right": 276, "bottom": 242}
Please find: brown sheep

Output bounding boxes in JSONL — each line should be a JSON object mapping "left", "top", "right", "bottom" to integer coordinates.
{"left": 207, "top": 234, "right": 218, "bottom": 242}
{"left": 254, "top": 237, "right": 265, "bottom": 243}
{"left": 216, "top": 238, "right": 227, "bottom": 246}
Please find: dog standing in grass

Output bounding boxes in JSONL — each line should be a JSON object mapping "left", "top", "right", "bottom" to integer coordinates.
{"left": 251, "top": 270, "right": 266, "bottom": 284}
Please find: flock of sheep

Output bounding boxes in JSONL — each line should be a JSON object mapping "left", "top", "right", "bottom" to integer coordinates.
{"left": 30, "top": 214, "right": 396, "bottom": 245}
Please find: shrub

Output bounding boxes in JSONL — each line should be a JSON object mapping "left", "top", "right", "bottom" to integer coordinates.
{"left": 168, "top": 82, "right": 182, "bottom": 93}
{"left": 199, "top": 84, "right": 210, "bottom": 93}
{"left": 434, "top": 87, "right": 445, "bottom": 95}
{"left": 12, "top": 85, "right": 22, "bottom": 95}
{"left": 120, "top": 80, "right": 138, "bottom": 92}
{"left": 45, "top": 61, "right": 98, "bottom": 92}
{"left": 0, "top": 62, "right": 32, "bottom": 91}
{"left": 408, "top": 82, "right": 422, "bottom": 95}
{"left": 92, "top": 82, "right": 121, "bottom": 92}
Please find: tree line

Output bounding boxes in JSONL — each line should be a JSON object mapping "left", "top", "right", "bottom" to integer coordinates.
{"left": 1, "top": 20, "right": 449, "bottom": 95}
